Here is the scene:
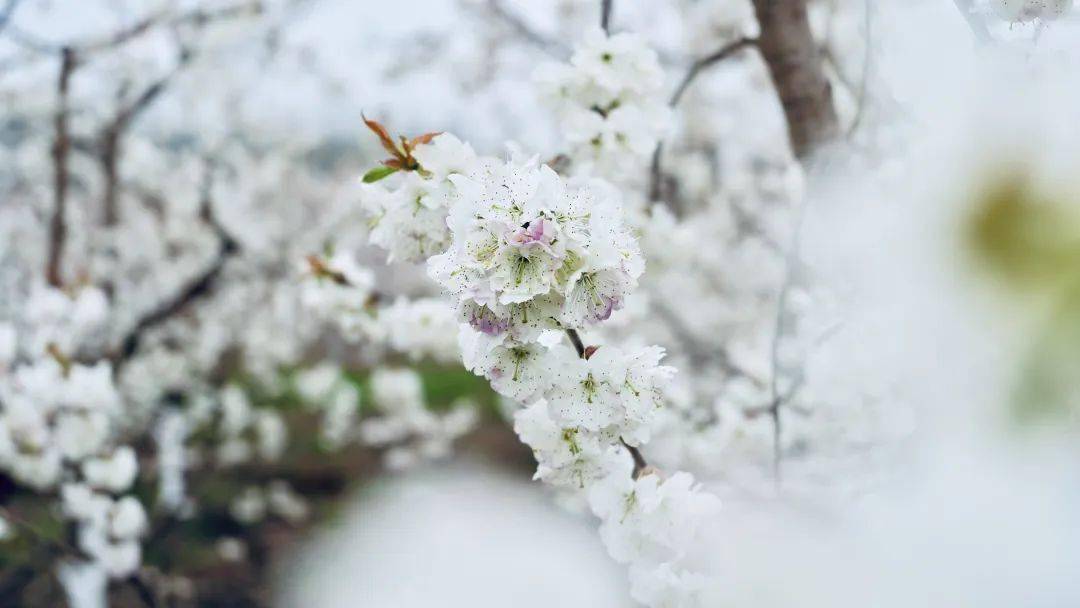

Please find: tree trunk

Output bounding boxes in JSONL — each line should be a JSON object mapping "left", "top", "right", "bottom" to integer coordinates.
{"left": 751, "top": 0, "right": 839, "bottom": 159}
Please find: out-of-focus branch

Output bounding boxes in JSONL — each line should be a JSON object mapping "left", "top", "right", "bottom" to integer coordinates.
{"left": 848, "top": 0, "right": 873, "bottom": 138}
{"left": 651, "top": 299, "right": 766, "bottom": 387}
{"left": 101, "top": 47, "right": 193, "bottom": 225}
{"left": 0, "top": 0, "right": 20, "bottom": 36}
{"left": 953, "top": 0, "right": 994, "bottom": 44}
{"left": 820, "top": 0, "right": 873, "bottom": 139}
{"left": 45, "top": 47, "right": 76, "bottom": 288}
{"left": 3, "top": 1, "right": 262, "bottom": 55}
{"left": 129, "top": 570, "right": 160, "bottom": 607}
{"left": 114, "top": 161, "right": 239, "bottom": 365}
{"left": 750, "top": 0, "right": 839, "bottom": 159}
{"left": 767, "top": 190, "right": 810, "bottom": 486}
{"left": 669, "top": 37, "right": 758, "bottom": 108}
{"left": 649, "top": 37, "right": 757, "bottom": 209}
{"left": 485, "top": 0, "right": 570, "bottom": 58}
{"left": 601, "top": 0, "right": 613, "bottom": 33}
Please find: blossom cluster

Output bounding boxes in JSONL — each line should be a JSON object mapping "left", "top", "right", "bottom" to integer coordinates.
{"left": 360, "top": 367, "right": 478, "bottom": 470}
{"left": 359, "top": 131, "right": 478, "bottom": 264}
{"left": 989, "top": 0, "right": 1072, "bottom": 21}
{"left": 0, "top": 286, "right": 149, "bottom": 579}
{"left": 295, "top": 362, "right": 364, "bottom": 450}
{"left": 358, "top": 106, "right": 723, "bottom": 604}
{"left": 589, "top": 460, "right": 721, "bottom": 607}
{"left": 214, "top": 384, "right": 288, "bottom": 466}
{"left": 535, "top": 28, "right": 670, "bottom": 181}
{"left": 299, "top": 252, "right": 461, "bottom": 362}
{"left": 429, "top": 153, "right": 644, "bottom": 336}
{"left": 230, "top": 480, "right": 309, "bottom": 526}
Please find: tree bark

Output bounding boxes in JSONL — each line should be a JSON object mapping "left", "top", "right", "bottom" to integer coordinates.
{"left": 751, "top": 0, "right": 839, "bottom": 159}
{"left": 46, "top": 47, "right": 76, "bottom": 287}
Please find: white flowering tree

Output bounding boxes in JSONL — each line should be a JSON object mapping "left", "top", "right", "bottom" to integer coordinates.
{"left": 1, "top": 0, "right": 1078, "bottom": 606}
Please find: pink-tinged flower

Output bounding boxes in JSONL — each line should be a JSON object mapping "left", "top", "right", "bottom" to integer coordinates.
{"left": 562, "top": 269, "right": 632, "bottom": 327}
{"left": 507, "top": 218, "right": 557, "bottom": 251}
{"left": 463, "top": 302, "right": 510, "bottom": 336}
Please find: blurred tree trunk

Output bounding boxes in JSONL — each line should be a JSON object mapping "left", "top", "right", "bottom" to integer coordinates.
{"left": 751, "top": 0, "right": 839, "bottom": 159}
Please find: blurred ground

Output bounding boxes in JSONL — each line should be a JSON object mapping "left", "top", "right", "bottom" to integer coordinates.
{"left": 276, "top": 461, "right": 631, "bottom": 608}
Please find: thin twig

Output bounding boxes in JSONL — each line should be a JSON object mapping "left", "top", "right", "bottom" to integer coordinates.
{"left": 485, "top": 0, "right": 569, "bottom": 58}
{"left": 669, "top": 37, "right": 757, "bottom": 107}
{"left": 620, "top": 439, "right": 647, "bottom": 478}
{"left": 565, "top": 328, "right": 586, "bottom": 358}
{"left": 3, "top": 1, "right": 262, "bottom": 55}
{"left": 649, "top": 37, "right": 757, "bottom": 206}
{"left": 952, "top": 0, "right": 994, "bottom": 44}
{"left": 101, "top": 46, "right": 193, "bottom": 225}
{"left": 651, "top": 299, "right": 765, "bottom": 386}
{"left": 129, "top": 570, "right": 160, "bottom": 607}
{"left": 847, "top": 0, "right": 873, "bottom": 138}
{"left": 45, "top": 46, "right": 76, "bottom": 288}
{"left": 767, "top": 192, "right": 811, "bottom": 487}
{"left": 0, "top": 0, "right": 20, "bottom": 37}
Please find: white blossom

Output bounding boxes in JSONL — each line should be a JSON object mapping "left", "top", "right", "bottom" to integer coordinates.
{"left": 81, "top": 446, "right": 139, "bottom": 493}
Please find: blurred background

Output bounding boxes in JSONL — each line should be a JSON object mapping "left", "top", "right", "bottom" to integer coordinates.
{"left": 3, "top": 0, "right": 1080, "bottom": 606}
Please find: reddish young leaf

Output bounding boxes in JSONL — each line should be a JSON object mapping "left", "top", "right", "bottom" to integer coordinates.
{"left": 410, "top": 131, "right": 442, "bottom": 148}
{"left": 362, "top": 114, "right": 402, "bottom": 158}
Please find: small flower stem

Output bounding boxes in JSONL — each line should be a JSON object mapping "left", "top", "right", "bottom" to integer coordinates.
{"left": 565, "top": 328, "right": 586, "bottom": 358}
{"left": 620, "top": 438, "right": 648, "bottom": 478}
{"left": 566, "top": 328, "right": 651, "bottom": 478}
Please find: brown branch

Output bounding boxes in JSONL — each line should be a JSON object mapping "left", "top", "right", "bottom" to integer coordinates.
{"left": 128, "top": 570, "right": 160, "bottom": 607}
{"left": 114, "top": 162, "right": 239, "bottom": 365}
{"left": 751, "top": 0, "right": 839, "bottom": 159}
{"left": 565, "top": 328, "right": 586, "bottom": 358}
{"left": 620, "top": 439, "right": 647, "bottom": 478}
{"left": 101, "top": 47, "right": 193, "bottom": 226}
{"left": 45, "top": 46, "right": 76, "bottom": 288}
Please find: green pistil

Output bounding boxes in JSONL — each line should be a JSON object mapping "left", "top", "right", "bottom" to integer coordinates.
{"left": 562, "top": 428, "right": 581, "bottom": 455}
{"left": 621, "top": 491, "right": 637, "bottom": 523}
{"left": 474, "top": 238, "right": 498, "bottom": 262}
{"left": 511, "top": 347, "right": 529, "bottom": 382}
{"left": 581, "top": 373, "right": 597, "bottom": 404}
{"left": 579, "top": 273, "right": 605, "bottom": 307}
{"left": 513, "top": 255, "right": 531, "bottom": 286}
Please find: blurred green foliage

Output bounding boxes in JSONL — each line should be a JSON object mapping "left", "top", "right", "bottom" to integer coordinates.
{"left": 0, "top": 363, "right": 500, "bottom": 602}
{"left": 965, "top": 173, "right": 1080, "bottom": 426}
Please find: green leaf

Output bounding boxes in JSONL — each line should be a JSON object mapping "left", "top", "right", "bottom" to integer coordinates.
{"left": 362, "top": 165, "right": 399, "bottom": 183}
